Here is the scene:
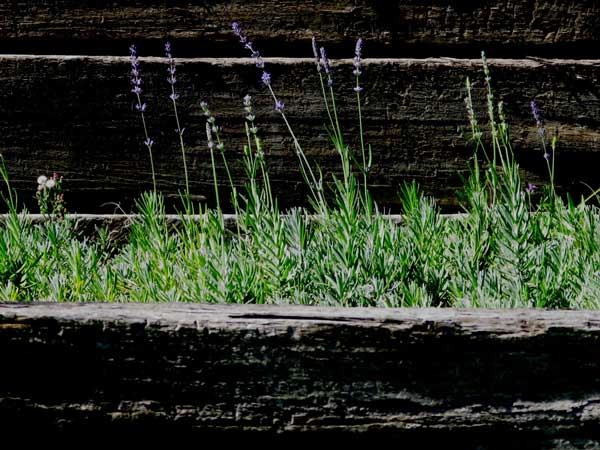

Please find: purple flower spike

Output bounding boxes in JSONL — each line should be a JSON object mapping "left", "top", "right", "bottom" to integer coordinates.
{"left": 530, "top": 100, "right": 543, "bottom": 128}
{"left": 275, "top": 100, "right": 284, "bottom": 112}
{"left": 206, "top": 122, "right": 215, "bottom": 150}
{"left": 165, "top": 41, "right": 178, "bottom": 87}
{"left": 353, "top": 38, "right": 363, "bottom": 77}
{"left": 526, "top": 183, "right": 537, "bottom": 194}
{"left": 319, "top": 47, "right": 331, "bottom": 75}
{"left": 231, "top": 22, "right": 265, "bottom": 70}
{"left": 544, "top": 152, "right": 551, "bottom": 160}
{"left": 232, "top": 22, "right": 246, "bottom": 43}
{"left": 312, "top": 37, "right": 321, "bottom": 72}
{"left": 261, "top": 71, "right": 271, "bottom": 86}
{"left": 531, "top": 99, "right": 549, "bottom": 151}
{"left": 129, "top": 45, "right": 143, "bottom": 96}
{"left": 355, "top": 38, "right": 363, "bottom": 59}
{"left": 320, "top": 47, "right": 333, "bottom": 87}
{"left": 353, "top": 86, "right": 363, "bottom": 93}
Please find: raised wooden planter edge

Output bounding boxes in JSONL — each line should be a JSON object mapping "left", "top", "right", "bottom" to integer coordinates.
{"left": 1, "top": 302, "right": 600, "bottom": 447}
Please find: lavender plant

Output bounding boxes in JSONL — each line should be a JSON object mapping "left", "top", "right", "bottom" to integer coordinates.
{"left": 129, "top": 44, "right": 156, "bottom": 192}
{"left": 2, "top": 31, "right": 600, "bottom": 308}
{"left": 165, "top": 42, "right": 190, "bottom": 201}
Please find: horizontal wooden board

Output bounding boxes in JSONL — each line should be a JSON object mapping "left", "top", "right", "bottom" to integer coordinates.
{"left": 0, "top": 55, "right": 599, "bottom": 213}
{"left": 0, "top": 0, "right": 598, "bottom": 57}
{"left": 2, "top": 302, "right": 600, "bottom": 445}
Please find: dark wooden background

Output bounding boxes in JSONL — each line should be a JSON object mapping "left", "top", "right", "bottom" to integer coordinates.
{"left": 0, "top": 1, "right": 599, "bottom": 213}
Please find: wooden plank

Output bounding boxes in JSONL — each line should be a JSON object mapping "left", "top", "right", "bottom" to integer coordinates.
{"left": 0, "top": 1, "right": 598, "bottom": 57}
{"left": 2, "top": 302, "right": 600, "bottom": 446}
{"left": 0, "top": 55, "right": 599, "bottom": 213}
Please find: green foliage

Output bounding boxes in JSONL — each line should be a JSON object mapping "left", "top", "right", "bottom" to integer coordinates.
{"left": 1, "top": 51, "right": 600, "bottom": 308}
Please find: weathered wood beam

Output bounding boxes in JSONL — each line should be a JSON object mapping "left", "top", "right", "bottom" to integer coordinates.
{"left": 1, "top": 302, "right": 600, "bottom": 446}
{"left": 0, "top": 1, "right": 598, "bottom": 57}
{"left": 0, "top": 55, "right": 599, "bottom": 213}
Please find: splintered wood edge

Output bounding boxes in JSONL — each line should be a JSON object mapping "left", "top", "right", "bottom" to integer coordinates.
{"left": 2, "top": 302, "right": 600, "bottom": 336}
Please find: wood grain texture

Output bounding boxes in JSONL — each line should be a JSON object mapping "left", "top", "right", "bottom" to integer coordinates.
{"left": 0, "top": 0, "right": 598, "bottom": 57}
{"left": 0, "top": 55, "right": 599, "bottom": 212}
{"left": 1, "top": 302, "right": 600, "bottom": 447}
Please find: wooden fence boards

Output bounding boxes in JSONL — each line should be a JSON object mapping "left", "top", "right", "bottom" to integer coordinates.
{"left": 0, "top": 1, "right": 598, "bottom": 211}
{"left": 0, "top": 1, "right": 598, "bottom": 57}
{"left": 0, "top": 55, "right": 598, "bottom": 212}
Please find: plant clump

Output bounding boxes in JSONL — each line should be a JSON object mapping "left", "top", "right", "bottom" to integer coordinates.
{"left": 0, "top": 26, "right": 598, "bottom": 307}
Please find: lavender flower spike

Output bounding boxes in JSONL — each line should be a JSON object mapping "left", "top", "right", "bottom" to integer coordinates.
{"left": 530, "top": 100, "right": 543, "bottom": 127}
{"left": 320, "top": 47, "right": 333, "bottom": 87}
{"left": 165, "top": 41, "right": 177, "bottom": 85}
{"left": 275, "top": 100, "right": 284, "bottom": 113}
{"left": 129, "top": 45, "right": 143, "bottom": 96}
{"left": 231, "top": 22, "right": 264, "bottom": 68}
{"left": 530, "top": 100, "right": 546, "bottom": 137}
{"left": 312, "top": 37, "right": 321, "bottom": 72}
{"left": 232, "top": 22, "right": 247, "bottom": 44}
{"left": 353, "top": 38, "right": 364, "bottom": 92}
{"left": 526, "top": 183, "right": 537, "bottom": 194}
{"left": 319, "top": 47, "right": 331, "bottom": 75}
{"left": 206, "top": 122, "right": 215, "bottom": 149}
{"left": 353, "top": 38, "right": 363, "bottom": 76}
{"left": 261, "top": 71, "right": 271, "bottom": 86}
{"left": 128, "top": 44, "right": 157, "bottom": 191}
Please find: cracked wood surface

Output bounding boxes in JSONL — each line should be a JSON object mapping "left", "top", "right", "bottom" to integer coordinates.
{"left": 1, "top": 303, "right": 600, "bottom": 446}
{"left": 0, "top": 55, "right": 599, "bottom": 213}
{"left": 0, "top": 1, "right": 598, "bottom": 57}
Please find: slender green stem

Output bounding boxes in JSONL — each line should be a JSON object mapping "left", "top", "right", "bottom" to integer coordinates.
{"left": 206, "top": 124, "right": 221, "bottom": 212}
{"left": 329, "top": 87, "right": 343, "bottom": 144}
{"left": 355, "top": 77, "right": 369, "bottom": 208}
{"left": 0, "top": 154, "right": 16, "bottom": 212}
{"left": 265, "top": 83, "right": 325, "bottom": 210}
{"left": 318, "top": 73, "right": 336, "bottom": 137}
{"left": 170, "top": 93, "right": 190, "bottom": 200}
{"left": 135, "top": 92, "right": 156, "bottom": 193}
{"left": 213, "top": 132, "right": 236, "bottom": 200}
